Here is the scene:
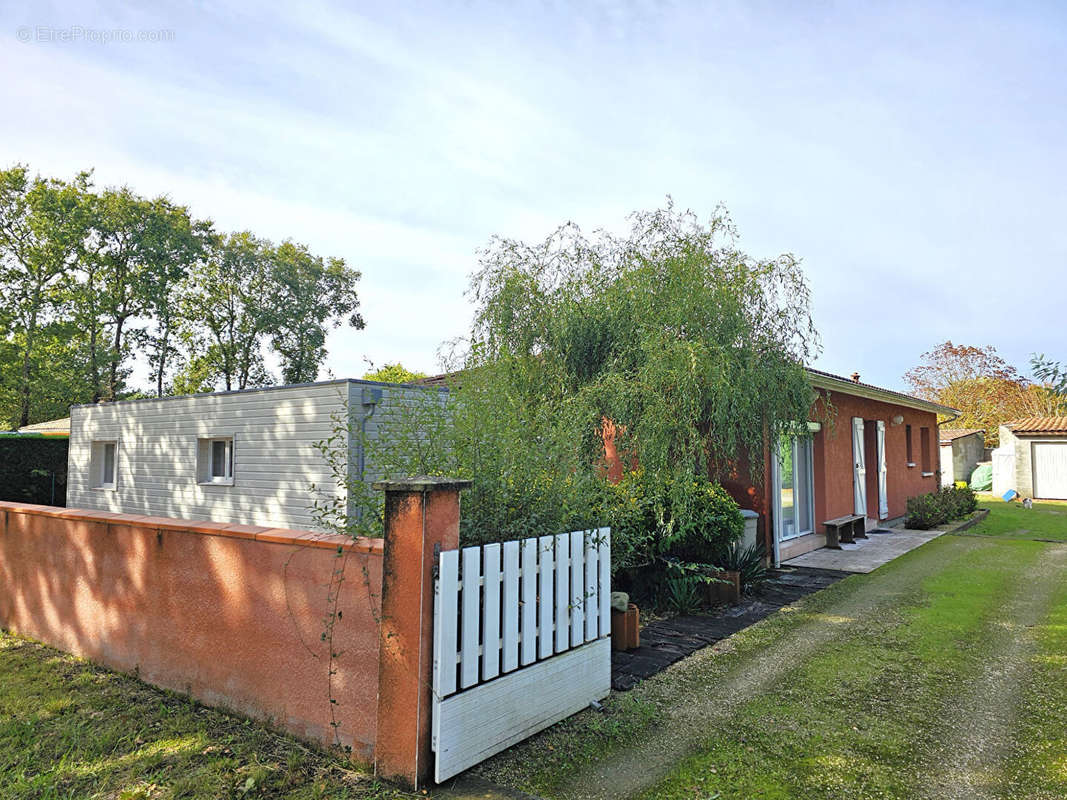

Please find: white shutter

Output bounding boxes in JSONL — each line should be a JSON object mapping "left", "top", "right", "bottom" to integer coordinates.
{"left": 877, "top": 420, "right": 889, "bottom": 519}
{"left": 852, "top": 417, "right": 866, "bottom": 516}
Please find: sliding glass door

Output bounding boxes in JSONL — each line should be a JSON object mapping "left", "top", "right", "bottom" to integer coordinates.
{"left": 777, "top": 434, "right": 815, "bottom": 540}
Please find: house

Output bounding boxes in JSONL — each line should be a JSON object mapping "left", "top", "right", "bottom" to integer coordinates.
{"left": 419, "top": 367, "right": 958, "bottom": 564}
{"left": 938, "top": 428, "right": 985, "bottom": 487}
{"left": 718, "top": 369, "right": 957, "bottom": 564}
{"left": 16, "top": 416, "right": 71, "bottom": 435}
{"left": 991, "top": 417, "right": 1067, "bottom": 500}
{"left": 67, "top": 379, "right": 445, "bottom": 530}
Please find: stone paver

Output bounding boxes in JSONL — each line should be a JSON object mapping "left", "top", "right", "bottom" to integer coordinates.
{"left": 783, "top": 527, "right": 944, "bottom": 573}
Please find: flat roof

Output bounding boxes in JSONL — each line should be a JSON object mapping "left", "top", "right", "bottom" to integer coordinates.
{"left": 69, "top": 377, "right": 447, "bottom": 411}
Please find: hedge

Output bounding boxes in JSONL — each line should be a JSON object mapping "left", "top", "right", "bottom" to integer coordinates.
{"left": 0, "top": 436, "right": 68, "bottom": 506}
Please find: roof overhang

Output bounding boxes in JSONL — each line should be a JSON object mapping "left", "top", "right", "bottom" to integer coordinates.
{"left": 807, "top": 369, "right": 960, "bottom": 419}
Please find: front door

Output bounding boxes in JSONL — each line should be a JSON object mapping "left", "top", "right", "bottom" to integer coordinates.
{"left": 852, "top": 417, "right": 867, "bottom": 517}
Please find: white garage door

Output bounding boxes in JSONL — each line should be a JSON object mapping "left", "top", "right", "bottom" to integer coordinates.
{"left": 1032, "top": 442, "right": 1067, "bottom": 500}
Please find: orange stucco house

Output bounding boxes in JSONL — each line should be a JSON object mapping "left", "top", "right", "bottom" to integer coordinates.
{"left": 416, "top": 367, "right": 958, "bottom": 565}
{"left": 718, "top": 369, "right": 957, "bottom": 564}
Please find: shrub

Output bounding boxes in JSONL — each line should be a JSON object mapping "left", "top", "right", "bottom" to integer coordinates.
{"left": 906, "top": 485, "right": 978, "bottom": 529}
{"left": 713, "top": 541, "right": 771, "bottom": 592}
{"left": 660, "top": 476, "right": 745, "bottom": 563}
{"left": 597, "top": 470, "right": 744, "bottom": 573}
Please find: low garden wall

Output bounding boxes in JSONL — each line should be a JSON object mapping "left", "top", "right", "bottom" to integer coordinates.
{"left": 0, "top": 501, "right": 384, "bottom": 761}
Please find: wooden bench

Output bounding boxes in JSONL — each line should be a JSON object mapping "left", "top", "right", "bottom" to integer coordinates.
{"left": 823, "top": 514, "right": 867, "bottom": 549}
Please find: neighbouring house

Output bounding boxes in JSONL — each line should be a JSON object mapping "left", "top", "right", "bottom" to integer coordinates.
{"left": 16, "top": 416, "right": 71, "bottom": 435}
{"left": 992, "top": 417, "right": 1067, "bottom": 500}
{"left": 67, "top": 379, "right": 445, "bottom": 530}
{"left": 939, "top": 428, "right": 985, "bottom": 488}
{"left": 716, "top": 369, "right": 957, "bottom": 564}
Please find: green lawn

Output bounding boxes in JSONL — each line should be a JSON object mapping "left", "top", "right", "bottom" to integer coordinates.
{"left": 0, "top": 634, "right": 402, "bottom": 800}
{"left": 968, "top": 494, "right": 1067, "bottom": 541}
{"left": 476, "top": 519, "right": 1067, "bottom": 799}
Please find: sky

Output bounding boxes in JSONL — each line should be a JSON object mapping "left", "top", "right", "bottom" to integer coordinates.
{"left": 1, "top": 0, "right": 1064, "bottom": 392}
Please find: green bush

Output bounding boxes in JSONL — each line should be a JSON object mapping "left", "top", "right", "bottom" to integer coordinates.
{"left": 595, "top": 469, "right": 744, "bottom": 572}
{"left": 906, "top": 485, "right": 977, "bottom": 530}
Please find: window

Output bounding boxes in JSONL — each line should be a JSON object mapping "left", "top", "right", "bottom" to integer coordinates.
{"left": 777, "top": 434, "right": 815, "bottom": 541}
{"left": 90, "top": 440, "right": 117, "bottom": 489}
{"left": 198, "top": 437, "right": 234, "bottom": 484}
{"left": 920, "top": 427, "right": 932, "bottom": 474}
{"left": 905, "top": 424, "right": 914, "bottom": 465}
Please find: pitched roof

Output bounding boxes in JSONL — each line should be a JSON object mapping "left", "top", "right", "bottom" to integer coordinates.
{"left": 411, "top": 366, "right": 960, "bottom": 417}
{"left": 804, "top": 368, "right": 959, "bottom": 416}
{"left": 17, "top": 416, "right": 70, "bottom": 435}
{"left": 1005, "top": 416, "right": 1067, "bottom": 435}
{"left": 939, "top": 427, "right": 984, "bottom": 444}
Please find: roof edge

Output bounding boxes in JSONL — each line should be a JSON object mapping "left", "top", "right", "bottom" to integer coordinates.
{"left": 806, "top": 369, "right": 960, "bottom": 418}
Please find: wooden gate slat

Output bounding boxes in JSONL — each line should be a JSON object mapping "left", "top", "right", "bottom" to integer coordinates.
{"left": 482, "top": 543, "right": 502, "bottom": 681}
{"left": 501, "top": 541, "right": 520, "bottom": 673}
{"left": 460, "top": 546, "right": 481, "bottom": 689}
{"left": 538, "top": 535, "right": 555, "bottom": 659}
{"left": 569, "top": 530, "right": 584, "bottom": 647}
{"left": 520, "top": 538, "right": 538, "bottom": 666}
{"left": 434, "top": 548, "right": 460, "bottom": 697}
{"left": 598, "top": 528, "right": 611, "bottom": 639}
{"left": 584, "top": 533, "right": 598, "bottom": 641}
{"left": 554, "top": 532, "right": 570, "bottom": 653}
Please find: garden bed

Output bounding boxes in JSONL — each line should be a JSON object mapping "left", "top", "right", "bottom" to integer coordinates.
{"left": 611, "top": 567, "right": 848, "bottom": 689}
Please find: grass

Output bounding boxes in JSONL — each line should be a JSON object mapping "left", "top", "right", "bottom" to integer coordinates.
{"left": 477, "top": 529, "right": 1067, "bottom": 799}
{"left": 0, "top": 633, "right": 406, "bottom": 800}
{"left": 968, "top": 494, "right": 1067, "bottom": 541}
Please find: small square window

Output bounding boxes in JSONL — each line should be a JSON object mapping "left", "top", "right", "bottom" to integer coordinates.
{"left": 198, "top": 437, "right": 234, "bottom": 484}
{"left": 90, "top": 440, "right": 117, "bottom": 489}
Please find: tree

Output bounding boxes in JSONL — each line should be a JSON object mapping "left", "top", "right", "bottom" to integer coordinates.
{"left": 905, "top": 342, "right": 1049, "bottom": 447}
{"left": 345, "top": 203, "right": 819, "bottom": 552}
{"left": 0, "top": 166, "right": 92, "bottom": 427}
{"left": 362, "top": 363, "right": 427, "bottom": 383}
{"left": 269, "top": 241, "right": 363, "bottom": 384}
{"left": 181, "top": 232, "right": 277, "bottom": 391}
{"left": 1029, "top": 354, "right": 1067, "bottom": 415}
{"left": 88, "top": 188, "right": 206, "bottom": 400}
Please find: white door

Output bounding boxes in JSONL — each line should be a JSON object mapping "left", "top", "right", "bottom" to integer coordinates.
{"left": 876, "top": 421, "right": 889, "bottom": 519}
{"left": 852, "top": 417, "right": 866, "bottom": 517}
{"left": 1032, "top": 442, "right": 1067, "bottom": 499}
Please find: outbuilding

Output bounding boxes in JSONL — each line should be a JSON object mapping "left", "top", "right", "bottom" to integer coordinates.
{"left": 939, "top": 428, "right": 985, "bottom": 487}
{"left": 66, "top": 379, "right": 445, "bottom": 530}
{"left": 993, "top": 417, "right": 1067, "bottom": 500}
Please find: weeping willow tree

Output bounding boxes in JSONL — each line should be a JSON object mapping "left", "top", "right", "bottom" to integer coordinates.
{"left": 320, "top": 202, "right": 819, "bottom": 570}
{"left": 439, "top": 202, "right": 820, "bottom": 547}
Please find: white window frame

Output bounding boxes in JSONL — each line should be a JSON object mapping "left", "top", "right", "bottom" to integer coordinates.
{"left": 91, "top": 440, "right": 118, "bottom": 490}
{"left": 775, "top": 433, "right": 815, "bottom": 543}
{"left": 197, "top": 436, "right": 235, "bottom": 486}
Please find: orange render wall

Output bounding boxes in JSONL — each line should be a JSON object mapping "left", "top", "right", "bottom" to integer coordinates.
{"left": 808, "top": 391, "right": 941, "bottom": 529}
{"left": 719, "top": 390, "right": 942, "bottom": 554}
{"left": 0, "top": 502, "right": 384, "bottom": 762}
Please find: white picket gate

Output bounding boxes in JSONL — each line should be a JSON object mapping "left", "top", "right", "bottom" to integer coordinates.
{"left": 431, "top": 528, "right": 612, "bottom": 782}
